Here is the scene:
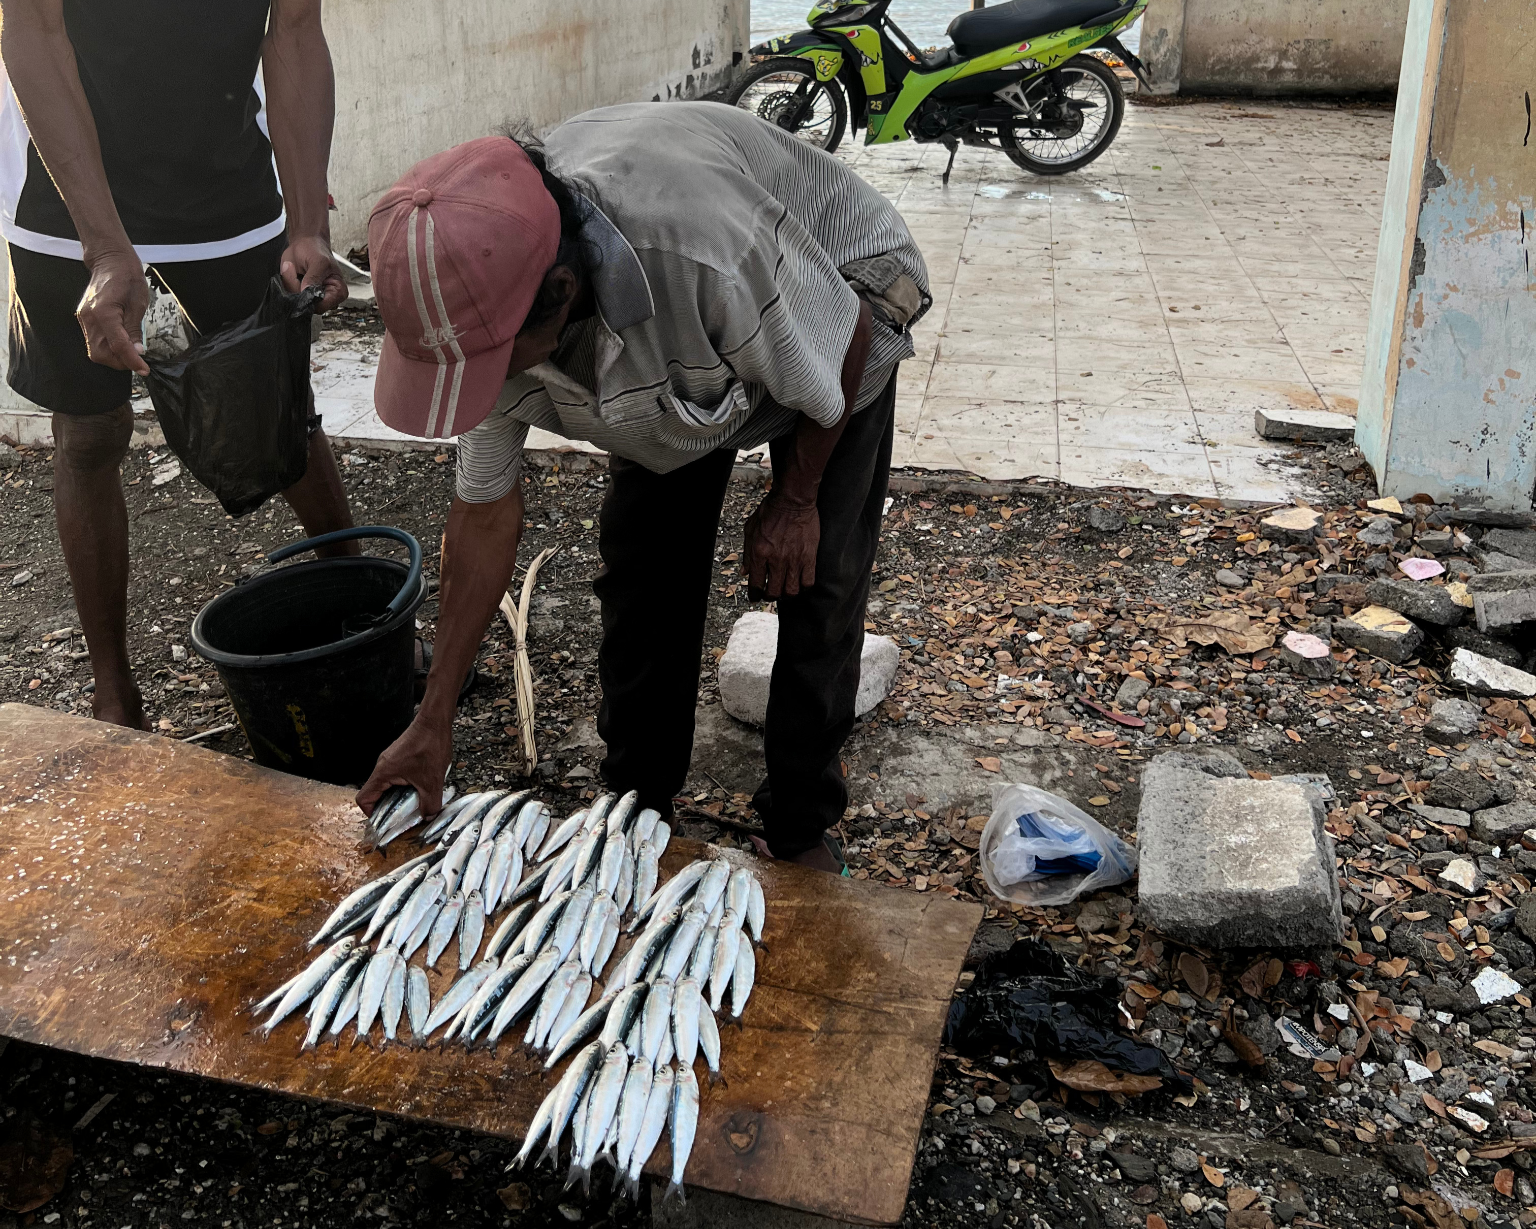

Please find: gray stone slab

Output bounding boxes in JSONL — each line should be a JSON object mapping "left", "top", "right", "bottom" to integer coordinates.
{"left": 1254, "top": 407, "right": 1356, "bottom": 443}
{"left": 1423, "top": 697, "right": 1483, "bottom": 745}
{"left": 719, "top": 611, "right": 897, "bottom": 727}
{"left": 1409, "top": 802, "right": 1471, "bottom": 829}
{"left": 1477, "top": 551, "right": 1533, "bottom": 575}
{"left": 1479, "top": 528, "right": 1536, "bottom": 565}
{"left": 1366, "top": 577, "right": 1464, "bottom": 627}
{"left": 1470, "top": 801, "right": 1536, "bottom": 846}
{"left": 1333, "top": 605, "right": 1425, "bottom": 664}
{"left": 1136, "top": 752, "right": 1343, "bottom": 949}
{"left": 1476, "top": 588, "right": 1536, "bottom": 633}
{"left": 1449, "top": 648, "right": 1536, "bottom": 698}
{"left": 1444, "top": 626, "right": 1524, "bottom": 668}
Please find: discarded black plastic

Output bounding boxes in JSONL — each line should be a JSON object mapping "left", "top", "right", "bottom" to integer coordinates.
{"left": 944, "top": 937, "right": 1192, "bottom": 1090}
{"left": 145, "top": 279, "right": 322, "bottom": 517}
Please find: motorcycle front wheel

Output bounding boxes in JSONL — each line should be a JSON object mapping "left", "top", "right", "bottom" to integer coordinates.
{"left": 999, "top": 54, "right": 1124, "bottom": 176}
{"left": 725, "top": 58, "right": 848, "bottom": 154}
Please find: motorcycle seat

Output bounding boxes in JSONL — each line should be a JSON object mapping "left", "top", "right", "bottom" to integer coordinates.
{"left": 946, "top": 0, "right": 1122, "bottom": 59}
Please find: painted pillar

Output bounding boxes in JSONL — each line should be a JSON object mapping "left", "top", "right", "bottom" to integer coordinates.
{"left": 1357, "top": 0, "right": 1536, "bottom": 509}
{"left": 1138, "top": 0, "right": 1187, "bottom": 95}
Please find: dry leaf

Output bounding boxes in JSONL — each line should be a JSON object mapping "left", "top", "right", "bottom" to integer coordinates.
{"left": 1179, "top": 952, "right": 1211, "bottom": 999}
{"left": 1148, "top": 1215, "right": 1169, "bottom": 1229}
{"left": 1221, "top": 1007, "right": 1266, "bottom": 1069}
{"left": 1494, "top": 1169, "right": 1516, "bottom": 1196}
{"left": 1229, "top": 1188, "right": 1260, "bottom": 1212}
{"left": 1163, "top": 610, "right": 1275, "bottom": 655}
{"left": 1048, "top": 1059, "right": 1162, "bottom": 1095}
{"left": 1238, "top": 960, "right": 1267, "bottom": 998}
{"left": 975, "top": 756, "right": 1002, "bottom": 773}
{"left": 1202, "top": 1161, "right": 1226, "bottom": 1187}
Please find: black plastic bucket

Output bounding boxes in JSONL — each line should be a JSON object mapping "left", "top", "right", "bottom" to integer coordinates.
{"left": 191, "top": 526, "right": 425, "bottom": 785}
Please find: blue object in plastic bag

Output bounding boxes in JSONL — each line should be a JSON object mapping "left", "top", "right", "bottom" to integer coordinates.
{"left": 1013, "top": 810, "right": 1103, "bottom": 877}
{"left": 980, "top": 783, "right": 1138, "bottom": 906}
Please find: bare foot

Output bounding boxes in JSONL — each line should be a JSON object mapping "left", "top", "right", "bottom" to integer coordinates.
{"left": 90, "top": 679, "right": 149, "bottom": 730}
{"left": 750, "top": 834, "right": 843, "bottom": 874}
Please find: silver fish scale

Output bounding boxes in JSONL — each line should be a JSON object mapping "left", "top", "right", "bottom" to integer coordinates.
{"left": 660, "top": 907, "right": 708, "bottom": 984}
{"left": 578, "top": 893, "right": 617, "bottom": 973}
{"left": 458, "top": 890, "right": 485, "bottom": 969}
{"left": 667, "top": 1063, "right": 700, "bottom": 1200}
{"left": 614, "top": 1055, "right": 653, "bottom": 1176}
{"left": 549, "top": 885, "right": 595, "bottom": 963}
{"left": 672, "top": 976, "right": 702, "bottom": 1068}
{"left": 406, "top": 965, "right": 430, "bottom": 1038}
{"left": 426, "top": 892, "right": 466, "bottom": 968}
{"left": 625, "top": 1064, "right": 674, "bottom": 1198}
{"left": 458, "top": 841, "right": 493, "bottom": 900}
{"left": 381, "top": 951, "right": 407, "bottom": 1042}
{"left": 638, "top": 977, "right": 674, "bottom": 1066}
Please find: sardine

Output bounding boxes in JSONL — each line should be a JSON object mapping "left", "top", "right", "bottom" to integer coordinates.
{"left": 518, "top": 890, "right": 573, "bottom": 959}
{"left": 406, "top": 965, "right": 430, "bottom": 1040}
{"left": 422, "top": 958, "right": 495, "bottom": 1037}
{"left": 538, "top": 841, "right": 582, "bottom": 903}
{"left": 659, "top": 906, "right": 708, "bottom": 984}
{"left": 302, "top": 949, "right": 367, "bottom": 1050}
{"left": 361, "top": 862, "right": 430, "bottom": 944}
{"left": 367, "top": 784, "right": 413, "bottom": 836}
{"left": 693, "top": 859, "right": 731, "bottom": 915}
{"left": 517, "top": 801, "right": 551, "bottom": 860}
{"left": 512, "top": 1067, "right": 562, "bottom": 1173}
{"left": 698, "top": 1002, "right": 721, "bottom": 1082}
{"left": 631, "top": 844, "right": 658, "bottom": 921}
{"left": 649, "top": 820, "right": 671, "bottom": 859}
{"left": 579, "top": 892, "right": 618, "bottom": 974}
{"left": 725, "top": 866, "right": 753, "bottom": 920}
{"left": 613, "top": 1055, "right": 654, "bottom": 1181}
{"left": 688, "top": 895, "right": 725, "bottom": 984}
{"left": 598, "top": 982, "right": 649, "bottom": 1053}
{"left": 426, "top": 891, "right": 466, "bottom": 969}
{"left": 398, "top": 891, "right": 442, "bottom": 960}
{"left": 308, "top": 851, "right": 435, "bottom": 946}
{"left": 376, "top": 784, "right": 459, "bottom": 849}
{"left": 381, "top": 950, "right": 408, "bottom": 1043}
{"left": 655, "top": 1018, "right": 675, "bottom": 1069}
{"left": 584, "top": 792, "right": 616, "bottom": 834}
{"left": 546, "top": 971, "right": 591, "bottom": 1055}
{"left": 354, "top": 945, "right": 395, "bottom": 1041}
{"left": 534, "top": 809, "right": 587, "bottom": 863}
{"left": 746, "top": 876, "right": 765, "bottom": 945}
{"left": 510, "top": 857, "right": 556, "bottom": 904}
{"left": 458, "top": 840, "right": 493, "bottom": 900}
{"left": 482, "top": 828, "right": 520, "bottom": 915}
{"left": 731, "top": 943, "right": 755, "bottom": 1021}
{"left": 608, "top": 904, "right": 682, "bottom": 993}
{"left": 624, "top": 1065, "right": 674, "bottom": 1199}
{"left": 429, "top": 787, "right": 498, "bottom": 845}
{"left": 570, "top": 823, "right": 607, "bottom": 892}
{"left": 639, "top": 977, "right": 674, "bottom": 1065}
{"left": 497, "top": 846, "right": 525, "bottom": 912}
{"left": 392, "top": 872, "right": 447, "bottom": 949}
{"left": 606, "top": 790, "right": 640, "bottom": 838}
{"left": 249, "top": 970, "right": 299, "bottom": 1016}
{"left": 484, "top": 900, "right": 536, "bottom": 962}
{"left": 665, "top": 1062, "right": 700, "bottom": 1203}
{"left": 261, "top": 937, "right": 357, "bottom": 1034}
{"left": 596, "top": 832, "right": 626, "bottom": 897}
{"left": 417, "top": 789, "right": 479, "bottom": 844}
{"left": 591, "top": 909, "right": 619, "bottom": 977}
{"left": 630, "top": 807, "right": 661, "bottom": 852}
{"left": 457, "top": 890, "right": 485, "bottom": 969}
{"left": 477, "top": 789, "right": 528, "bottom": 847}
{"left": 672, "top": 976, "right": 702, "bottom": 1068}
{"left": 524, "top": 1038, "right": 602, "bottom": 1171}
{"left": 708, "top": 909, "right": 743, "bottom": 1012}
{"left": 545, "top": 989, "right": 618, "bottom": 1069}
{"left": 571, "top": 1042, "right": 629, "bottom": 1192}
{"left": 439, "top": 817, "right": 484, "bottom": 897}
{"left": 485, "top": 947, "right": 561, "bottom": 1047}
{"left": 461, "top": 951, "right": 533, "bottom": 1042}
{"left": 549, "top": 884, "right": 595, "bottom": 963}
{"left": 328, "top": 968, "right": 364, "bottom": 1038}
{"left": 530, "top": 958, "right": 581, "bottom": 1051}
{"left": 613, "top": 843, "right": 635, "bottom": 916}
{"left": 630, "top": 859, "right": 709, "bottom": 932}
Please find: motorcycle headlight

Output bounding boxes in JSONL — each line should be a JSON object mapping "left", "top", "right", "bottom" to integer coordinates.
{"left": 811, "top": 3, "right": 875, "bottom": 26}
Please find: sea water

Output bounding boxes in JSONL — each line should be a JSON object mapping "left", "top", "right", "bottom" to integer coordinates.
{"left": 750, "top": 0, "right": 1141, "bottom": 55}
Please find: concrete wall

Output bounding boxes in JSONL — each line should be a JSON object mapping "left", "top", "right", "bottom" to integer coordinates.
{"left": 1357, "top": 0, "right": 1536, "bottom": 509}
{"left": 325, "top": 0, "right": 749, "bottom": 253}
{"left": 1140, "top": 0, "right": 1408, "bottom": 95}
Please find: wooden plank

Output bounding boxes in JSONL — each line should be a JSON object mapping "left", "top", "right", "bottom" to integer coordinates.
{"left": 0, "top": 704, "right": 980, "bottom": 1225}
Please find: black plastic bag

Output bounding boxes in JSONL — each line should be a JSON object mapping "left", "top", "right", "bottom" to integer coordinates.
{"left": 145, "top": 279, "right": 322, "bottom": 517}
{"left": 944, "top": 937, "right": 1192, "bottom": 1090}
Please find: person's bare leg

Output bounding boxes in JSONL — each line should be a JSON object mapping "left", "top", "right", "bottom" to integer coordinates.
{"left": 51, "top": 404, "right": 146, "bottom": 729}
{"left": 278, "top": 423, "right": 359, "bottom": 558}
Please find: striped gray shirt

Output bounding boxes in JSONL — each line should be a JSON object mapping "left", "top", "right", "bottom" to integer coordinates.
{"left": 455, "top": 102, "right": 930, "bottom": 504}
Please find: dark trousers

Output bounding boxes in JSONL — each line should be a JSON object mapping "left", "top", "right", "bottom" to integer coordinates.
{"left": 595, "top": 371, "right": 896, "bottom": 858}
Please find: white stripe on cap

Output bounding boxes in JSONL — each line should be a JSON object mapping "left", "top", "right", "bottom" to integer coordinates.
{"left": 406, "top": 207, "right": 448, "bottom": 435}
{"left": 423, "top": 212, "right": 469, "bottom": 437}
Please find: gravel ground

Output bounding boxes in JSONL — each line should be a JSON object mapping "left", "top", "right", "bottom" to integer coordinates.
{"left": 4, "top": 432, "right": 1536, "bottom": 1229}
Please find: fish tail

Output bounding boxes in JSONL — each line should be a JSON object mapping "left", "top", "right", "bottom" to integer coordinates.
{"left": 580, "top": 1168, "right": 592, "bottom": 1197}
{"left": 625, "top": 1174, "right": 640, "bottom": 1201}
{"left": 563, "top": 1161, "right": 583, "bottom": 1191}
{"left": 664, "top": 1180, "right": 686, "bottom": 1204}
{"left": 536, "top": 1141, "right": 559, "bottom": 1171}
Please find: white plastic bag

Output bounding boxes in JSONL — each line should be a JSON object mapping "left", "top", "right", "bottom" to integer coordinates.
{"left": 979, "top": 783, "right": 1137, "bottom": 907}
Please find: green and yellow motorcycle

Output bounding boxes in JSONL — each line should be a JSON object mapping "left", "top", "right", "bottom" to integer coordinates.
{"left": 725, "top": 0, "right": 1151, "bottom": 178}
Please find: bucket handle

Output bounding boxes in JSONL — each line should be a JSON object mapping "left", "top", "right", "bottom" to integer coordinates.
{"left": 266, "top": 526, "right": 423, "bottom": 622}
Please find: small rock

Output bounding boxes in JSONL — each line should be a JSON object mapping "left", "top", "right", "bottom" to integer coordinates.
{"left": 1409, "top": 802, "right": 1471, "bottom": 829}
{"left": 1171, "top": 1147, "right": 1202, "bottom": 1174}
{"left": 1366, "top": 577, "right": 1464, "bottom": 627}
{"left": 1261, "top": 506, "right": 1322, "bottom": 543}
{"left": 496, "top": 1183, "right": 531, "bottom": 1211}
{"left": 554, "top": 719, "right": 606, "bottom": 753}
{"left": 1115, "top": 676, "right": 1150, "bottom": 708}
{"left": 1087, "top": 505, "right": 1126, "bottom": 532}
{"left": 1439, "top": 857, "right": 1483, "bottom": 893}
{"left": 1424, "top": 698, "right": 1483, "bottom": 745}
{"left": 718, "top": 611, "right": 898, "bottom": 726}
{"left": 1215, "top": 568, "right": 1245, "bottom": 589}
{"left": 1470, "top": 967, "right": 1522, "bottom": 1004}
{"left": 1067, "top": 621, "right": 1096, "bottom": 645}
{"left": 1417, "top": 529, "right": 1457, "bottom": 555}
{"left": 1254, "top": 407, "right": 1356, "bottom": 443}
{"left": 1333, "top": 605, "right": 1424, "bottom": 664}
{"left": 1445, "top": 625, "right": 1525, "bottom": 667}
{"left": 974, "top": 1095, "right": 997, "bottom": 1115}
{"left": 170, "top": 643, "right": 186, "bottom": 662}
{"left": 10, "top": 569, "right": 32, "bottom": 588}
{"left": 1181, "top": 1194, "right": 1205, "bottom": 1215}
{"left": 0, "top": 442, "right": 20, "bottom": 468}
{"left": 1449, "top": 648, "right": 1536, "bottom": 698}
{"left": 1515, "top": 896, "right": 1536, "bottom": 945}
{"left": 1357, "top": 516, "right": 1398, "bottom": 546}
{"left": 1383, "top": 1143, "right": 1430, "bottom": 1181}
{"left": 1470, "top": 800, "right": 1536, "bottom": 845}
{"left": 1424, "top": 768, "right": 1500, "bottom": 812}
{"left": 151, "top": 459, "right": 181, "bottom": 487}
{"left": 1280, "top": 631, "right": 1334, "bottom": 679}
{"left": 1109, "top": 1151, "right": 1159, "bottom": 1184}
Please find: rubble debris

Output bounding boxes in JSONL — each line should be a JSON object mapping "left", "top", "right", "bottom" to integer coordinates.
{"left": 1448, "top": 647, "right": 1536, "bottom": 697}
{"left": 1438, "top": 857, "right": 1482, "bottom": 892}
{"left": 1260, "top": 506, "right": 1322, "bottom": 544}
{"left": 1423, "top": 697, "right": 1483, "bottom": 744}
{"left": 1333, "top": 605, "right": 1424, "bottom": 664}
{"left": 1468, "top": 799, "right": 1536, "bottom": 845}
{"left": 718, "top": 610, "right": 898, "bottom": 726}
{"left": 1136, "top": 751, "right": 1343, "bottom": 948}
{"left": 1253, "top": 407, "right": 1356, "bottom": 443}
{"left": 1086, "top": 505, "right": 1127, "bottom": 532}
{"left": 1469, "top": 966, "right": 1522, "bottom": 1004}
{"left": 1279, "top": 630, "right": 1333, "bottom": 679}
{"left": 1444, "top": 625, "right": 1524, "bottom": 667}
{"left": 1476, "top": 527, "right": 1536, "bottom": 564}
{"left": 1366, "top": 577, "right": 1464, "bottom": 627}
{"left": 1398, "top": 557, "right": 1445, "bottom": 581}
{"left": 1467, "top": 569, "right": 1536, "bottom": 633}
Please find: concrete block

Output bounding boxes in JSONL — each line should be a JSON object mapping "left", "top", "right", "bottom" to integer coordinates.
{"left": 1477, "top": 550, "right": 1533, "bottom": 575}
{"left": 1260, "top": 506, "right": 1322, "bottom": 543}
{"left": 1423, "top": 698, "right": 1483, "bottom": 745}
{"left": 1254, "top": 407, "right": 1356, "bottom": 443}
{"left": 1409, "top": 802, "right": 1471, "bottom": 828}
{"left": 1448, "top": 648, "right": 1536, "bottom": 698}
{"left": 1279, "top": 631, "right": 1334, "bottom": 679}
{"left": 718, "top": 611, "right": 898, "bottom": 728}
{"left": 1333, "top": 605, "right": 1424, "bottom": 664}
{"left": 1366, "top": 577, "right": 1464, "bottom": 627}
{"left": 1137, "top": 751, "right": 1343, "bottom": 949}
{"left": 1475, "top": 589, "right": 1536, "bottom": 633}
{"left": 1445, "top": 626, "right": 1524, "bottom": 667}
{"left": 1356, "top": 516, "right": 1399, "bottom": 547}
{"left": 1471, "top": 801, "right": 1536, "bottom": 846}
{"left": 1423, "top": 767, "right": 1501, "bottom": 812}
{"left": 1479, "top": 528, "right": 1536, "bottom": 565}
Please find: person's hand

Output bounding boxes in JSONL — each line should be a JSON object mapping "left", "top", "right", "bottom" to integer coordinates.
{"left": 743, "top": 491, "right": 820, "bottom": 598}
{"left": 280, "top": 233, "right": 348, "bottom": 312}
{"left": 76, "top": 249, "right": 149, "bottom": 374}
{"left": 356, "top": 714, "right": 452, "bottom": 819}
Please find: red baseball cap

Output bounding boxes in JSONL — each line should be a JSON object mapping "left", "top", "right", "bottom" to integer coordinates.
{"left": 369, "top": 137, "right": 561, "bottom": 438}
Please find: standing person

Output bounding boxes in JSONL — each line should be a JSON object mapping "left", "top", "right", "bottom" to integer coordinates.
{"left": 357, "top": 103, "right": 929, "bottom": 873}
{"left": 0, "top": 0, "right": 355, "bottom": 730}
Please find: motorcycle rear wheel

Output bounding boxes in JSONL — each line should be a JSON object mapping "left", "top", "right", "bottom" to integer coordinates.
{"left": 999, "top": 54, "right": 1124, "bottom": 176}
{"left": 725, "top": 58, "right": 848, "bottom": 154}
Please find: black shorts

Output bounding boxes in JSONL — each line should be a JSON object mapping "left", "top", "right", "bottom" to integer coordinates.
{"left": 6, "top": 234, "right": 287, "bottom": 416}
